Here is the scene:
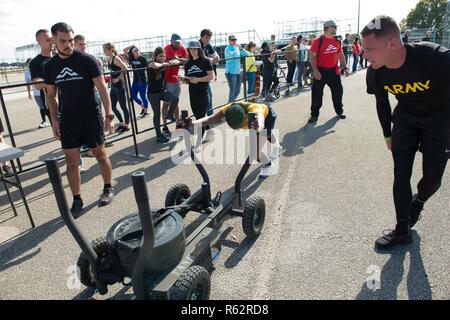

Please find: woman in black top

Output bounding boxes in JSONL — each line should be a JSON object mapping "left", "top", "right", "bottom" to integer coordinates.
{"left": 124, "top": 45, "right": 149, "bottom": 117}
{"left": 147, "top": 47, "right": 179, "bottom": 143}
{"left": 103, "top": 42, "right": 130, "bottom": 133}
{"left": 181, "top": 41, "right": 214, "bottom": 148}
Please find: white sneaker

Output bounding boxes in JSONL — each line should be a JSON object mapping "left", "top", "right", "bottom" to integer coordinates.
{"left": 79, "top": 165, "right": 86, "bottom": 174}
{"left": 270, "top": 143, "right": 285, "bottom": 161}
{"left": 38, "top": 122, "right": 46, "bottom": 129}
{"left": 259, "top": 163, "right": 275, "bottom": 178}
{"left": 202, "top": 129, "right": 215, "bottom": 143}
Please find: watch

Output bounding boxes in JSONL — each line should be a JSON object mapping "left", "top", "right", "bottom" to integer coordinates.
{"left": 106, "top": 114, "right": 115, "bottom": 121}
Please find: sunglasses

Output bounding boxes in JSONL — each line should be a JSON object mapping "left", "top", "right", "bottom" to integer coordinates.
{"left": 230, "top": 39, "right": 237, "bottom": 41}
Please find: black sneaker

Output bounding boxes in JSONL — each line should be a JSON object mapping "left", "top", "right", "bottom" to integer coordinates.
{"left": 163, "top": 126, "right": 171, "bottom": 136}
{"left": 70, "top": 199, "right": 84, "bottom": 218}
{"left": 375, "top": 228, "right": 412, "bottom": 250}
{"left": 167, "top": 113, "right": 176, "bottom": 122}
{"left": 410, "top": 194, "right": 424, "bottom": 228}
{"left": 140, "top": 109, "right": 145, "bottom": 116}
{"left": 100, "top": 187, "right": 114, "bottom": 207}
{"left": 337, "top": 113, "right": 347, "bottom": 120}
{"left": 157, "top": 135, "right": 170, "bottom": 143}
{"left": 308, "top": 116, "right": 318, "bottom": 124}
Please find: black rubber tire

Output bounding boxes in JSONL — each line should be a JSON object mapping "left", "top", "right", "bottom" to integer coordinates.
{"left": 170, "top": 265, "right": 211, "bottom": 300}
{"left": 165, "top": 184, "right": 191, "bottom": 207}
{"left": 242, "top": 196, "right": 266, "bottom": 239}
{"left": 76, "top": 237, "right": 111, "bottom": 288}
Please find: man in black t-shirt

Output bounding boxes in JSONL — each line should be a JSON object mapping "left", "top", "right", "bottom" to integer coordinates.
{"left": 362, "top": 16, "right": 449, "bottom": 250}
{"left": 44, "top": 22, "right": 116, "bottom": 217}
{"left": 29, "top": 29, "right": 54, "bottom": 128}
{"left": 342, "top": 34, "right": 352, "bottom": 71}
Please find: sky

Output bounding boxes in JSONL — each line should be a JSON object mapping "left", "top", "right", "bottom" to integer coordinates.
{"left": 0, "top": 0, "right": 420, "bottom": 60}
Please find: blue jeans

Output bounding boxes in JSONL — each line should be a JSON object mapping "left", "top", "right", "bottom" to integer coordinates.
{"left": 131, "top": 81, "right": 148, "bottom": 109}
{"left": 247, "top": 72, "right": 256, "bottom": 95}
{"left": 352, "top": 54, "right": 359, "bottom": 73}
{"left": 207, "top": 83, "right": 213, "bottom": 116}
{"left": 295, "top": 61, "right": 305, "bottom": 83}
{"left": 225, "top": 73, "right": 241, "bottom": 103}
{"left": 265, "top": 104, "right": 277, "bottom": 143}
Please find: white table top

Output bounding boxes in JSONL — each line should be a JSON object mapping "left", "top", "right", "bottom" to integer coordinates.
{"left": 0, "top": 143, "right": 24, "bottom": 162}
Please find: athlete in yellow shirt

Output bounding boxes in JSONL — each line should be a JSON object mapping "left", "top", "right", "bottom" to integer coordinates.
{"left": 182, "top": 102, "right": 284, "bottom": 177}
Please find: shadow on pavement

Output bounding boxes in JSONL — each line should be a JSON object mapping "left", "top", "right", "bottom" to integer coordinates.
{"left": 282, "top": 117, "right": 340, "bottom": 158}
{"left": 355, "top": 232, "right": 432, "bottom": 300}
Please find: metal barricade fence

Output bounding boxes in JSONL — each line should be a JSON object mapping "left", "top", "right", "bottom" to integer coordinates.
{"left": 0, "top": 46, "right": 325, "bottom": 175}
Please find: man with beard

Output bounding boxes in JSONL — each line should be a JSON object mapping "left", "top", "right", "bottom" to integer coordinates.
{"left": 44, "top": 22, "right": 115, "bottom": 217}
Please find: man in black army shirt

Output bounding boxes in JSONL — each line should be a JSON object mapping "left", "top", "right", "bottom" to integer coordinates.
{"left": 362, "top": 16, "right": 450, "bottom": 249}
{"left": 44, "top": 22, "right": 115, "bottom": 217}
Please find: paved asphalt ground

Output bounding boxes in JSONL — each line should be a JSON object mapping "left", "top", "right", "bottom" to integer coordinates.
{"left": 0, "top": 69, "right": 448, "bottom": 300}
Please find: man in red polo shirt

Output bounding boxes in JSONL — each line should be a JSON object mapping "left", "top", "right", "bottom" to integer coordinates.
{"left": 308, "top": 20, "right": 349, "bottom": 124}
{"left": 162, "top": 33, "right": 188, "bottom": 136}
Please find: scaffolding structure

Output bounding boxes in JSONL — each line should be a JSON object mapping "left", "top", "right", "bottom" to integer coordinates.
{"left": 274, "top": 18, "right": 357, "bottom": 42}
{"left": 14, "top": 30, "right": 259, "bottom": 63}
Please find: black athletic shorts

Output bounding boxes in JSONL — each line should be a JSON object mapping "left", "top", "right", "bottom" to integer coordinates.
{"left": 392, "top": 106, "right": 450, "bottom": 157}
{"left": 60, "top": 111, "right": 105, "bottom": 150}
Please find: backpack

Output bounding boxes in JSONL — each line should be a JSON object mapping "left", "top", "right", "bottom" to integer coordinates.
{"left": 316, "top": 36, "right": 341, "bottom": 65}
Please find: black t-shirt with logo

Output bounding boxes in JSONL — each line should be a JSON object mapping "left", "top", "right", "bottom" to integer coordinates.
{"left": 44, "top": 50, "right": 102, "bottom": 116}
{"left": 29, "top": 54, "right": 51, "bottom": 103}
{"left": 366, "top": 42, "right": 450, "bottom": 136}
{"left": 147, "top": 66, "right": 166, "bottom": 94}
{"left": 131, "top": 56, "right": 148, "bottom": 83}
{"left": 184, "top": 58, "right": 213, "bottom": 93}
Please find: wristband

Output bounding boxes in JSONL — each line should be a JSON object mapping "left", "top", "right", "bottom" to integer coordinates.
{"left": 384, "top": 137, "right": 392, "bottom": 142}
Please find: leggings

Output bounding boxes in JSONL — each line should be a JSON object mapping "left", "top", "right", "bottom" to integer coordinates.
{"left": 131, "top": 81, "right": 148, "bottom": 109}
{"left": 392, "top": 149, "right": 447, "bottom": 223}
{"left": 391, "top": 107, "right": 449, "bottom": 224}
{"left": 110, "top": 83, "right": 129, "bottom": 124}
{"left": 263, "top": 73, "right": 279, "bottom": 95}
{"left": 148, "top": 91, "right": 179, "bottom": 137}
{"left": 189, "top": 87, "right": 210, "bottom": 136}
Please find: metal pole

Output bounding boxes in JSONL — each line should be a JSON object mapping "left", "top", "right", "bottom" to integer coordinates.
{"left": 0, "top": 89, "right": 22, "bottom": 172}
{"left": 242, "top": 56, "right": 248, "bottom": 102}
{"left": 357, "top": 0, "right": 361, "bottom": 35}
{"left": 10, "top": 159, "right": 35, "bottom": 228}
{"left": 122, "top": 71, "right": 151, "bottom": 160}
{"left": 125, "top": 70, "right": 140, "bottom": 135}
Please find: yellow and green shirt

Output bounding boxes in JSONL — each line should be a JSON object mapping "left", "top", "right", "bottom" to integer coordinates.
{"left": 221, "top": 102, "right": 269, "bottom": 129}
